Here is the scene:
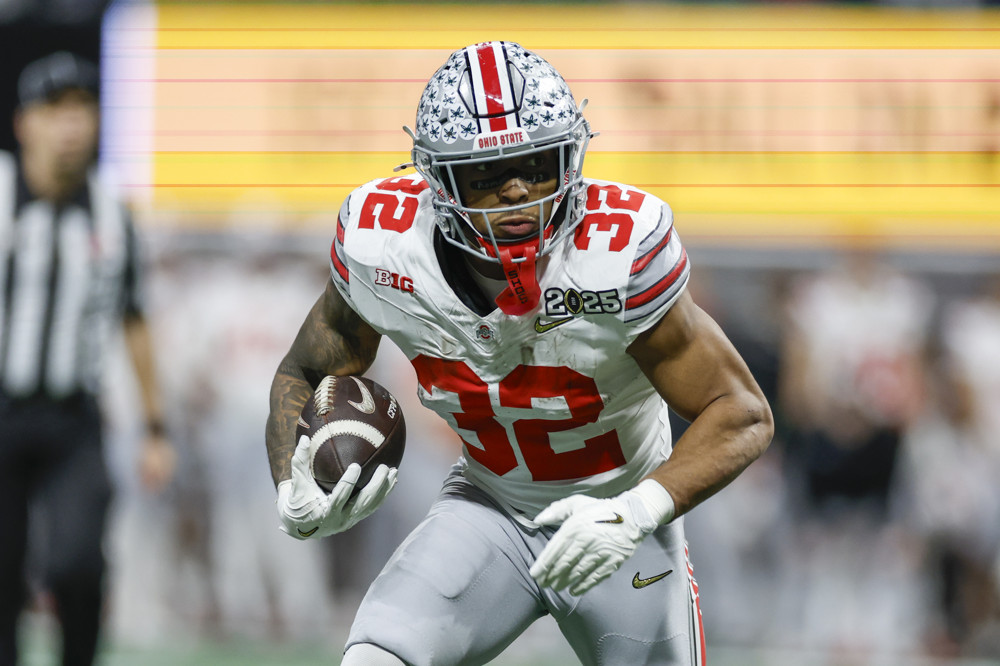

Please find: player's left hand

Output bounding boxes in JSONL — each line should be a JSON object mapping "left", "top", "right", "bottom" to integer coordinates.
{"left": 530, "top": 480, "right": 675, "bottom": 596}
{"left": 276, "top": 435, "right": 397, "bottom": 540}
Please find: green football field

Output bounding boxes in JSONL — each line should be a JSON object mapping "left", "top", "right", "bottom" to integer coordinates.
{"left": 19, "top": 613, "right": 1000, "bottom": 665}
{"left": 22, "top": 641, "right": 574, "bottom": 666}
{"left": 22, "top": 638, "right": 1000, "bottom": 666}
{"left": 18, "top": 614, "right": 577, "bottom": 666}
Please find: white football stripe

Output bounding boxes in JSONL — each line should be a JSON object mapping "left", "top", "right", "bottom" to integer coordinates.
{"left": 313, "top": 420, "right": 386, "bottom": 450}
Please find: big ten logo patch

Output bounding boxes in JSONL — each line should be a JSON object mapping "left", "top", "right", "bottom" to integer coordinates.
{"left": 374, "top": 268, "right": 415, "bottom": 293}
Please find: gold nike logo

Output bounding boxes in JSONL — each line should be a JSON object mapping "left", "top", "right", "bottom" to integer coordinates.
{"left": 632, "top": 570, "right": 673, "bottom": 589}
{"left": 297, "top": 526, "right": 319, "bottom": 537}
{"left": 534, "top": 316, "right": 574, "bottom": 334}
{"left": 595, "top": 513, "right": 624, "bottom": 524}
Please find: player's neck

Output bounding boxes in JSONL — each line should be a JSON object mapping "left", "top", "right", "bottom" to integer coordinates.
{"left": 464, "top": 256, "right": 508, "bottom": 300}
{"left": 465, "top": 254, "right": 505, "bottom": 281}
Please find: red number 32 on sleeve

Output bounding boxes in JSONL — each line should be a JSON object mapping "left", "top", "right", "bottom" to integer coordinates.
{"left": 411, "top": 356, "right": 627, "bottom": 481}
{"left": 358, "top": 178, "right": 428, "bottom": 232}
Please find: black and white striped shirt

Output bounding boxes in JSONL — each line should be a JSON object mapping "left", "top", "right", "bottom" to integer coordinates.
{"left": 0, "top": 151, "right": 143, "bottom": 401}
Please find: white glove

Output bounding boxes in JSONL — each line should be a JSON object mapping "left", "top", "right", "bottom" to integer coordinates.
{"left": 276, "top": 435, "right": 398, "bottom": 539}
{"left": 529, "top": 479, "right": 675, "bottom": 596}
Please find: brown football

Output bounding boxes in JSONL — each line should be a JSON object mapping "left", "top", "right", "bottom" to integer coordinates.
{"left": 296, "top": 375, "right": 405, "bottom": 494}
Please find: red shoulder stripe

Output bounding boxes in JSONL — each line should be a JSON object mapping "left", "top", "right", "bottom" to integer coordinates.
{"left": 330, "top": 241, "right": 349, "bottom": 282}
{"left": 625, "top": 248, "right": 688, "bottom": 310}
{"left": 630, "top": 226, "right": 673, "bottom": 276}
{"left": 331, "top": 214, "right": 349, "bottom": 282}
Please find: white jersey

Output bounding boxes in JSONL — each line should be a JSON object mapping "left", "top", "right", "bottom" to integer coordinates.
{"left": 331, "top": 174, "right": 689, "bottom": 516}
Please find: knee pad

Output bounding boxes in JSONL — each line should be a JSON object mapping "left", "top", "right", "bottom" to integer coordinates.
{"left": 342, "top": 642, "right": 406, "bottom": 666}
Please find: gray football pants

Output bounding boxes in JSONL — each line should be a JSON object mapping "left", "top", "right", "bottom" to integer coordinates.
{"left": 346, "top": 470, "right": 705, "bottom": 666}
{"left": 0, "top": 394, "right": 111, "bottom": 666}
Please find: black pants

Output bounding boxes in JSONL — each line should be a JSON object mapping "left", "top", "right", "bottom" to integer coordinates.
{"left": 0, "top": 393, "right": 112, "bottom": 666}
{"left": 789, "top": 425, "right": 901, "bottom": 519}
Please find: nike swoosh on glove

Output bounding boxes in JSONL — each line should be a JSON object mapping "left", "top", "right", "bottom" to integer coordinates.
{"left": 276, "top": 435, "right": 397, "bottom": 540}
{"left": 529, "top": 479, "right": 675, "bottom": 596}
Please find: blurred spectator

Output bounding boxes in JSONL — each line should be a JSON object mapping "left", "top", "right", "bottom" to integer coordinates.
{"left": 897, "top": 341, "right": 1000, "bottom": 657}
{"left": 158, "top": 239, "right": 338, "bottom": 643}
{"left": 775, "top": 247, "right": 934, "bottom": 655}
{"left": 780, "top": 247, "right": 933, "bottom": 519}
{"left": 895, "top": 277, "right": 1000, "bottom": 658}
{"left": 941, "top": 276, "right": 1000, "bottom": 439}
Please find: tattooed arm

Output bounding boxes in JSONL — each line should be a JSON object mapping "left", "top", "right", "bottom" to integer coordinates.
{"left": 266, "top": 279, "right": 382, "bottom": 487}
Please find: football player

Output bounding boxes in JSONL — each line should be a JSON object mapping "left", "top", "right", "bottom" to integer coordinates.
{"left": 266, "top": 42, "right": 773, "bottom": 665}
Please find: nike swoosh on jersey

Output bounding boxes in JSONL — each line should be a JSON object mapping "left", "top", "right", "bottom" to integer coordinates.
{"left": 534, "top": 316, "right": 574, "bottom": 334}
{"left": 632, "top": 570, "right": 673, "bottom": 589}
{"left": 297, "top": 526, "right": 319, "bottom": 537}
{"left": 595, "top": 513, "right": 625, "bottom": 524}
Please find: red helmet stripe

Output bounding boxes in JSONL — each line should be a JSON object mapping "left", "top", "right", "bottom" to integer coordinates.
{"left": 468, "top": 42, "right": 512, "bottom": 133}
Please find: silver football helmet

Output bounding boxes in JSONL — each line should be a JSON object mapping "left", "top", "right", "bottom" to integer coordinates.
{"left": 407, "top": 41, "right": 594, "bottom": 266}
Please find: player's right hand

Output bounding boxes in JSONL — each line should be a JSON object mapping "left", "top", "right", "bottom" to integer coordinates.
{"left": 276, "top": 435, "right": 398, "bottom": 540}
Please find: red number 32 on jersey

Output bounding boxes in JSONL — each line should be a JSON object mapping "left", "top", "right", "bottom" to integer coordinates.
{"left": 411, "top": 356, "right": 627, "bottom": 481}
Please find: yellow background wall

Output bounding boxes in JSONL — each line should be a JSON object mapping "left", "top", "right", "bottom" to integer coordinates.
{"left": 110, "top": 3, "right": 1000, "bottom": 249}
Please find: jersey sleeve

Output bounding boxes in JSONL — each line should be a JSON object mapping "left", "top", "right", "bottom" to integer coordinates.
{"left": 622, "top": 202, "right": 690, "bottom": 342}
{"left": 329, "top": 194, "right": 356, "bottom": 307}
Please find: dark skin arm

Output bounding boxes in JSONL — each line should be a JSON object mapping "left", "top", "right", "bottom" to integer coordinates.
{"left": 266, "top": 280, "right": 382, "bottom": 487}
{"left": 627, "top": 290, "right": 774, "bottom": 517}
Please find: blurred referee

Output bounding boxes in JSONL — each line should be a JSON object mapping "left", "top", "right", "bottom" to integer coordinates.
{"left": 0, "top": 52, "right": 175, "bottom": 666}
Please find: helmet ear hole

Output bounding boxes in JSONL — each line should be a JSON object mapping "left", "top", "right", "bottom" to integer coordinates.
{"left": 433, "top": 165, "right": 461, "bottom": 203}
{"left": 548, "top": 197, "right": 569, "bottom": 233}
